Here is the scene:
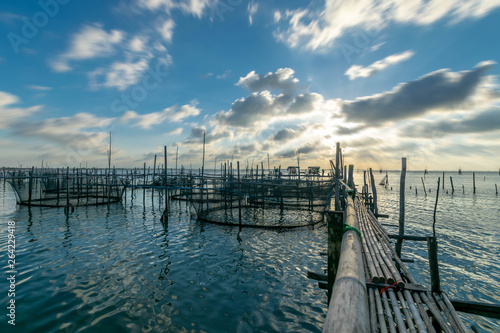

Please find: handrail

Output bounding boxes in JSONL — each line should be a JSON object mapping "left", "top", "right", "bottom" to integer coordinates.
{"left": 323, "top": 196, "right": 370, "bottom": 333}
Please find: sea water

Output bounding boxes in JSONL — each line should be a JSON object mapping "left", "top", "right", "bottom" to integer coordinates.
{"left": 0, "top": 170, "right": 499, "bottom": 332}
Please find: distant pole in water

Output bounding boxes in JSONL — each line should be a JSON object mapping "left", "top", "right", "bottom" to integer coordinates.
{"left": 421, "top": 177, "right": 427, "bottom": 197}
{"left": 473, "top": 172, "right": 476, "bottom": 194}
{"left": 442, "top": 172, "right": 445, "bottom": 189}
{"left": 496, "top": 184, "right": 498, "bottom": 195}
{"left": 369, "top": 168, "right": 378, "bottom": 215}
{"left": 396, "top": 158, "right": 406, "bottom": 258}
{"left": 175, "top": 146, "right": 178, "bottom": 177}
{"left": 450, "top": 176, "right": 454, "bottom": 194}
{"left": 237, "top": 161, "right": 242, "bottom": 231}
{"left": 162, "top": 146, "right": 168, "bottom": 222}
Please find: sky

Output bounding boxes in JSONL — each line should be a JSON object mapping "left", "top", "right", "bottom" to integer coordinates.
{"left": 1, "top": 0, "right": 500, "bottom": 171}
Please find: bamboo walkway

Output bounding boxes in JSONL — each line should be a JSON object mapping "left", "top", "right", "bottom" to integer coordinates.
{"left": 322, "top": 194, "right": 470, "bottom": 333}
{"left": 358, "top": 196, "right": 467, "bottom": 333}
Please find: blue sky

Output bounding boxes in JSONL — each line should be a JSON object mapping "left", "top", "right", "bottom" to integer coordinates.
{"left": 1, "top": 0, "right": 500, "bottom": 171}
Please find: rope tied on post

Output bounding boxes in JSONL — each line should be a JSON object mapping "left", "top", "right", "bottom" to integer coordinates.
{"left": 343, "top": 222, "right": 362, "bottom": 240}
{"left": 346, "top": 188, "right": 356, "bottom": 198}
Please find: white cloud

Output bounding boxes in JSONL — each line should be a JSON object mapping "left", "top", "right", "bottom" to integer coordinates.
{"left": 216, "top": 70, "right": 231, "bottom": 79}
{"left": 275, "top": 0, "right": 500, "bottom": 50}
{"left": 122, "top": 103, "right": 201, "bottom": 129}
{"left": 345, "top": 50, "right": 415, "bottom": 80}
{"left": 248, "top": 1, "right": 259, "bottom": 25}
{"left": 158, "top": 18, "right": 175, "bottom": 42}
{"left": 104, "top": 57, "right": 151, "bottom": 90}
{"left": 0, "top": 91, "right": 42, "bottom": 129}
{"left": 129, "top": 36, "right": 147, "bottom": 52}
{"left": 167, "top": 127, "right": 183, "bottom": 135}
{"left": 138, "top": 0, "right": 216, "bottom": 18}
{"left": 27, "top": 85, "right": 52, "bottom": 91}
{"left": 51, "top": 23, "right": 124, "bottom": 72}
{"left": 237, "top": 68, "right": 300, "bottom": 93}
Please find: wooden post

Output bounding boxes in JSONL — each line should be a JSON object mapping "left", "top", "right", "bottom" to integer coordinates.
{"left": 369, "top": 168, "right": 378, "bottom": 215}
{"left": 496, "top": 184, "right": 498, "bottom": 195}
{"left": 335, "top": 143, "right": 341, "bottom": 211}
{"left": 442, "top": 171, "right": 445, "bottom": 189}
{"left": 237, "top": 161, "right": 242, "bottom": 231}
{"left": 427, "top": 236, "right": 441, "bottom": 293}
{"left": 153, "top": 154, "right": 157, "bottom": 181}
{"left": 327, "top": 210, "right": 344, "bottom": 303}
{"left": 347, "top": 164, "right": 354, "bottom": 188}
{"left": 421, "top": 177, "right": 427, "bottom": 197}
{"left": 66, "top": 166, "right": 70, "bottom": 208}
{"left": 28, "top": 166, "right": 34, "bottom": 206}
{"left": 162, "top": 146, "right": 168, "bottom": 222}
{"left": 450, "top": 176, "right": 454, "bottom": 194}
{"left": 473, "top": 172, "right": 476, "bottom": 194}
{"left": 396, "top": 158, "right": 406, "bottom": 258}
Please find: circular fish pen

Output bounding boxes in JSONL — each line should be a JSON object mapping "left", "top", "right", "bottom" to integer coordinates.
{"left": 189, "top": 176, "right": 334, "bottom": 229}
{"left": 5, "top": 169, "right": 128, "bottom": 207}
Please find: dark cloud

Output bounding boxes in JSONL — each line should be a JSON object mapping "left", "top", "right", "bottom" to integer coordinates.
{"left": 341, "top": 61, "right": 495, "bottom": 125}
{"left": 401, "top": 107, "right": 500, "bottom": 138}
{"left": 272, "top": 128, "right": 302, "bottom": 142}
{"left": 287, "top": 93, "right": 323, "bottom": 114}
{"left": 214, "top": 91, "right": 282, "bottom": 128}
{"left": 275, "top": 141, "right": 327, "bottom": 158}
{"left": 336, "top": 125, "right": 365, "bottom": 135}
{"left": 183, "top": 126, "right": 232, "bottom": 144}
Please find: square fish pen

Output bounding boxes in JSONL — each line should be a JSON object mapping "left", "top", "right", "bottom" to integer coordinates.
{"left": 4, "top": 167, "right": 129, "bottom": 207}
{"left": 190, "top": 169, "right": 335, "bottom": 229}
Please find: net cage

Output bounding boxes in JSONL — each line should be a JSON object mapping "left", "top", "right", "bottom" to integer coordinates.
{"left": 4, "top": 168, "right": 129, "bottom": 207}
{"left": 183, "top": 174, "right": 335, "bottom": 229}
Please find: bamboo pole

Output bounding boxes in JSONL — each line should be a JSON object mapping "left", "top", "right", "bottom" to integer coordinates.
{"left": 388, "top": 289, "right": 407, "bottom": 333}
{"left": 369, "top": 168, "right": 378, "bottom": 215}
{"left": 473, "top": 172, "right": 476, "bottom": 194}
{"left": 237, "top": 161, "right": 242, "bottom": 231}
{"left": 28, "top": 166, "right": 34, "bottom": 206}
{"left": 324, "top": 196, "right": 369, "bottom": 333}
{"left": 427, "top": 236, "right": 440, "bottom": 293}
{"left": 396, "top": 157, "right": 406, "bottom": 258}
{"left": 381, "top": 292, "right": 397, "bottom": 333}
{"left": 348, "top": 164, "right": 354, "bottom": 188}
{"left": 421, "top": 177, "right": 427, "bottom": 197}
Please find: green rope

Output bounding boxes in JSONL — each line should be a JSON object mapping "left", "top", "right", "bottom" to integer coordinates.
{"left": 343, "top": 223, "right": 362, "bottom": 240}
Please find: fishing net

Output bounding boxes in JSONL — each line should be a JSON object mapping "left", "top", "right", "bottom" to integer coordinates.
{"left": 188, "top": 175, "right": 334, "bottom": 229}
{"left": 4, "top": 169, "right": 128, "bottom": 207}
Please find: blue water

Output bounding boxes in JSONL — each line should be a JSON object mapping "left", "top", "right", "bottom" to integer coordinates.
{"left": 0, "top": 181, "right": 327, "bottom": 332}
{"left": 1, "top": 170, "right": 499, "bottom": 332}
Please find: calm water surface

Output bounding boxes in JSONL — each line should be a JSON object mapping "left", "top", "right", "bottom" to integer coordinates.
{"left": 0, "top": 180, "right": 327, "bottom": 332}
{"left": 1, "top": 170, "right": 499, "bottom": 332}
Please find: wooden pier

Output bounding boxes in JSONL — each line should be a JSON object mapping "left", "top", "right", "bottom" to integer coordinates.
{"left": 318, "top": 144, "right": 500, "bottom": 332}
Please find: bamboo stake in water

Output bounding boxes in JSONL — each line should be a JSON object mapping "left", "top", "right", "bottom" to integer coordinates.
{"left": 421, "top": 177, "right": 427, "bottom": 197}
{"left": 473, "top": 172, "right": 476, "bottom": 194}
{"left": 396, "top": 157, "right": 406, "bottom": 258}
